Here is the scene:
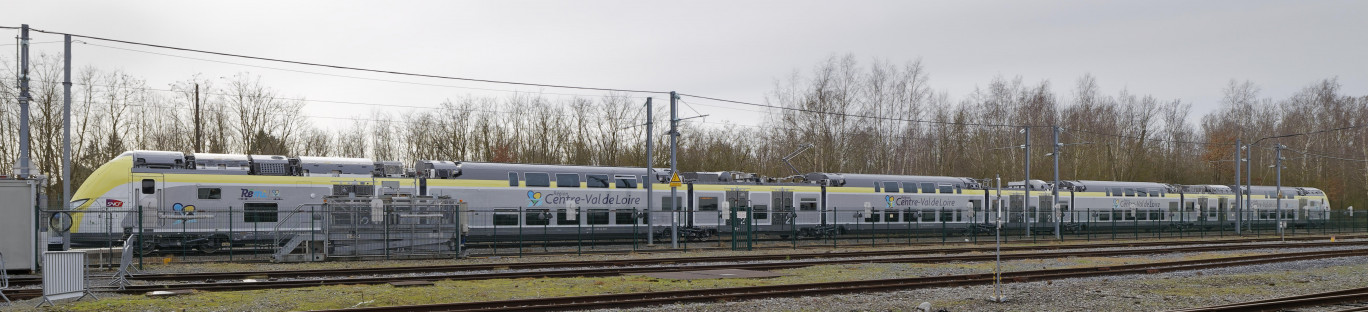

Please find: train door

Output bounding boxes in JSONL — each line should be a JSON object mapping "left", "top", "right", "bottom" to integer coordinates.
{"left": 686, "top": 183, "right": 696, "bottom": 227}
{"left": 1197, "top": 198, "right": 1209, "bottom": 222}
{"left": 1008, "top": 195, "right": 1024, "bottom": 223}
{"left": 131, "top": 173, "right": 165, "bottom": 229}
{"left": 747, "top": 191, "right": 771, "bottom": 226}
{"left": 1297, "top": 198, "right": 1308, "bottom": 221}
{"left": 724, "top": 190, "right": 749, "bottom": 228}
{"left": 772, "top": 191, "right": 794, "bottom": 228}
{"left": 1039, "top": 195, "right": 1054, "bottom": 223}
{"left": 693, "top": 187, "right": 726, "bottom": 227}
{"left": 1218, "top": 198, "right": 1229, "bottom": 222}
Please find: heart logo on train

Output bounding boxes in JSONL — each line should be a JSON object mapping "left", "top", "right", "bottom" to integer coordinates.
{"left": 172, "top": 203, "right": 197, "bottom": 215}
{"left": 528, "top": 191, "right": 543, "bottom": 206}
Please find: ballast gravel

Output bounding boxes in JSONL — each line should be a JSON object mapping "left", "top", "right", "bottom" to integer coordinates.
{"left": 599, "top": 253, "right": 1368, "bottom": 312}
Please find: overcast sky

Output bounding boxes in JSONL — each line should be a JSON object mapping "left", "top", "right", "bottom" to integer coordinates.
{"left": 5, "top": 1, "right": 1366, "bottom": 130}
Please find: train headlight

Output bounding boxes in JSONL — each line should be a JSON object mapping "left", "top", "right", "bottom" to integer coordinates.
{"left": 68, "top": 199, "right": 89, "bottom": 210}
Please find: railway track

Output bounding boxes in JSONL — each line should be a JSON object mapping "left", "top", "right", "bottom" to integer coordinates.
{"left": 1, "top": 234, "right": 1347, "bottom": 289}
{"left": 314, "top": 248, "right": 1368, "bottom": 311}
{"left": 1169, "top": 286, "right": 1368, "bottom": 312}
{"left": 99, "top": 235, "right": 1368, "bottom": 282}
{"left": 5, "top": 239, "right": 1368, "bottom": 301}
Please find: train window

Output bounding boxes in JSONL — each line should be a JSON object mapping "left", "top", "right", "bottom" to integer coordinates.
{"left": 198, "top": 188, "right": 221, "bottom": 200}
{"left": 864, "top": 210, "right": 880, "bottom": 223}
{"left": 141, "top": 179, "right": 155, "bottom": 194}
{"left": 1124, "top": 188, "right": 1135, "bottom": 197}
{"left": 903, "top": 182, "right": 918, "bottom": 194}
{"left": 587, "top": 210, "right": 610, "bottom": 225}
{"left": 615, "top": 210, "right": 636, "bottom": 224}
{"left": 873, "top": 183, "right": 880, "bottom": 192}
{"left": 586, "top": 174, "right": 611, "bottom": 188}
{"left": 799, "top": 198, "right": 817, "bottom": 211}
{"left": 616, "top": 177, "right": 637, "bottom": 189}
{"left": 884, "top": 211, "right": 899, "bottom": 222}
{"left": 754, "top": 204, "right": 768, "bottom": 220}
{"left": 556, "top": 209, "right": 577, "bottom": 224}
{"left": 922, "top": 209, "right": 938, "bottom": 222}
{"left": 1097, "top": 212, "right": 1110, "bottom": 221}
{"left": 556, "top": 173, "right": 580, "bottom": 188}
{"left": 883, "top": 182, "right": 899, "bottom": 193}
{"left": 525, "top": 173, "right": 550, "bottom": 187}
{"left": 1135, "top": 189, "right": 1147, "bottom": 197}
{"left": 921, "top": 183, "right": 936, "bottom": 194}
{"left": 508, "top": 172, "right": 519, "bottom": 187}
{"left": 941, "top": 209, "right": 954, "bottom": 222}
{"left": 525, "top": 209, "right": 551, "bottom": 226}
{"left": 970, "top": 200, "right": 982, "bottom": 212}
{"left": 1109, "top": 188, "right": 1121, "bottom": 197}
{"left": 939, "top": 184, "right": 953, "bottom": 194}
{"left": 662, "top": 197, "right": 682, "bottom": 211}
{"left": 699, "top": 197, "right": 719, "bottom": 211}
{"left": 956, "top": 186, "right": 962, "bottom": 194}
{"left": 493, "top": 210, "right": 519, "bottom": 226}
{"left": 244, "top": 203, "right": 278, "bottom": 223}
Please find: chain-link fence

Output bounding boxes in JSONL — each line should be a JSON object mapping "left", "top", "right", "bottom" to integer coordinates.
{"left": 49, "top": 205, "right": 1368, "bottom": 266}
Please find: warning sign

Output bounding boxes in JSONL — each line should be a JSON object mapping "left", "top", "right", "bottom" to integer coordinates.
{"left": 670, "top": 173, "right": 682, "bottom": 188}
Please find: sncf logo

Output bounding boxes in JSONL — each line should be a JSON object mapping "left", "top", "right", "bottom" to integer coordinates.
{"left": 105, "top": 199, "right": 124, "bottom": 208}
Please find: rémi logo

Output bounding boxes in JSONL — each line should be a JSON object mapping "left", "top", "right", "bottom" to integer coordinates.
{"left": 527, "top": 191, "right": 543, "bottom": 206}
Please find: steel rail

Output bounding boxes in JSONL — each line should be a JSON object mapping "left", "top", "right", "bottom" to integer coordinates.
{"left": 317, "top": 249, "right": 1368, "bottom": 312}
{"left": 1169, "top": 286, "right": 1368, "bottom": 312}
{"left": 5, "top": 240, "right": 1367, "bottom": 301}
{"left": 121, "top": 235, "right": 1364, "bottom": 282}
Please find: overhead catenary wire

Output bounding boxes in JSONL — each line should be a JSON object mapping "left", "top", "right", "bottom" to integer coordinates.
{"left": 680, "top": 93, "right": 1029, "bottom": 128}
{"left": 1277, "top": 147, "right": 1368, "bottom": 163}
{"left": 14, "top": 25, "right": 1363, "bottom": 139}
{"left": 34, "top": 79, "right": 530, "bottom": 116}
{"left": 76, "top": 42, "right": 648, "bottom": 100}
{"left": 11, "top": 26, "right": 1038, "bottom": 129}
{"left": 26, "top": 27, "right": 671, "bottom": 95}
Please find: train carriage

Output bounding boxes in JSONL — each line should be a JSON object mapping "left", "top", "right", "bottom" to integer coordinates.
{"left": 66, "top": 150, "right": 1335, "bottom": 252}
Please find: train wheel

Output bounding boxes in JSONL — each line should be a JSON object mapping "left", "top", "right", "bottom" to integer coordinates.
{"left": 196, "top": 242, "right": 221, "bottom": 254}
{"left": 138, "top": 241, "right": 159, "bottom": 256}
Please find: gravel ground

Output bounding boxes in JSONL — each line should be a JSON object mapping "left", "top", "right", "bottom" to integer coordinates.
{"left": 3, "top": 237, "right": 1353, "bottom": 293}
{"left": 599, "top": 254, "right": 1368, "bottom": 312}
{"left": 121, "top": 235, "right": 1366, "bottom": 275}
{"left": 60, "top": 239, "right": 1362, "bottom": 289}
{"left": 6, "top": 238, "right": 1366, "bottom": 311}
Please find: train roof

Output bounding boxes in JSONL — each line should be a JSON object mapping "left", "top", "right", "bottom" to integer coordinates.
{"left": 805, "top": 173, "right": 978, "bottom": 188}
{"left": 1062, "top": 180, "right": 1173, "bottom": 192}
{"left": 455, "top": 162, "right": 664, "bottom": 181}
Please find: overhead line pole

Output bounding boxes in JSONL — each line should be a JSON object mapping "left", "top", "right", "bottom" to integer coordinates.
{"left": 645, "top": 97, "right": 654, "bottom": 246}
{"left": 670, "top": 91, "right": 679, "bottom": 249}
{"left": 61, "top": 34, "right": 72, "bottom": 250}
{"left": 17, "top": 24, "right": 32, "bottom": 177}
{"left": 1245, "top": 143, "right": 1252, "bottom": 234}
{"left": 1052, "top": 126, "right": 1060, "bottom": 240}
{"left": 1234, "top": 139, "right": 1242, "bottom": 235}
{"left": 194, "top": 83, "right": 201, "bottom": 152}
{"left": 1024, "top": 127, "right": 1031, "bottom": 238}
{"left": 1275, "top": 144, "right": 1284, "bottom": 240}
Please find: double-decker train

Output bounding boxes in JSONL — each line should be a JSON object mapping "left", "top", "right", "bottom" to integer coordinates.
{"left": 65, "top": 150, "right": 1333, "bottom": 251}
